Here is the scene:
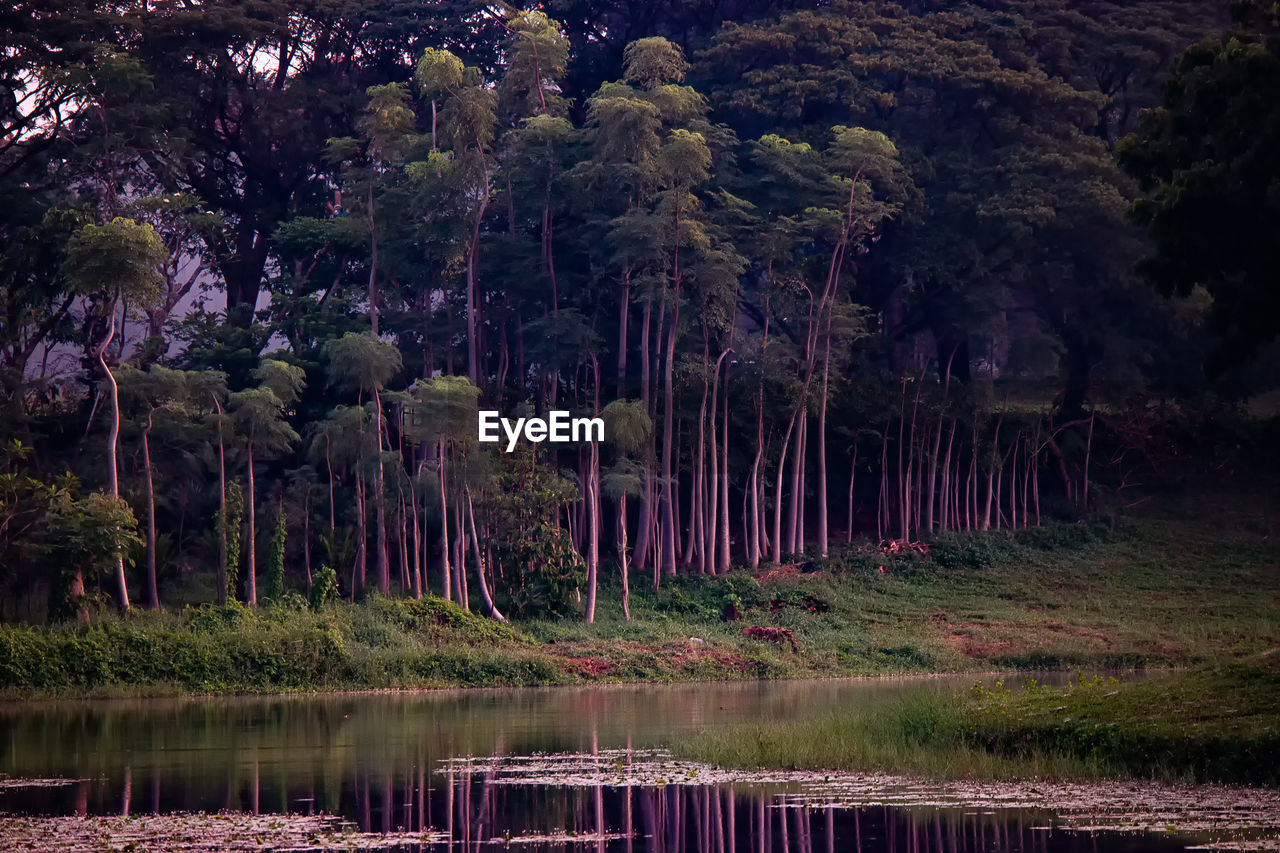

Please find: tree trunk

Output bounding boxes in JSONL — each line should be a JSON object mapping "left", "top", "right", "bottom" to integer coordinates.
{"left": 633, "top": 295, "right": 653, "bottom": 571}
{"left": 213, "top": 393, "right": 228, "bottom": 606}
{"left": 617, "top": 492, "right": 631, "bottom": 621}
{"left": 659, "top": 292, "right": 680, "bottom": 577}
{"left": 465, "top": 182, "right": 490, "bottom": 387}
{"left": 373, "top": 387, "right": 389, "bottom": 595}
{"left": 245, "top": 436, "right": 257, "bottom": 607}
{"left": 717, "top": 356, "right": 731, "bottom": 574}
{"left": 585, "top": 355, "right": 601, "bottom": 621}
{"left": 438, "top": 440, "right": 452, "bottom": 602}
{"left": 143, "top": 411, "right": 159, "bottom": 609}
{"left": 817, "top": 325, "right": 831, "bottom": 557}
{"left": 846, "top": 440, "right": 858, "bottom": 544}
{"left": 771, "top": 408, "right": 799, "bottom": 565}
{"left": 465, "top": 489, "right": 505, "bottom": 622}
{"left": 98, "top": 308, "right": 130, "bottom": 613}
{"left": 368, "top": 184, "right": 380, "bottom": 336}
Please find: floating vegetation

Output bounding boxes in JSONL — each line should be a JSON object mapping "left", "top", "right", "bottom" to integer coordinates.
{"left": 0, "top": 776, "right": 86, "bottom": 789}
{"left": 0, "top": 812, "right": 448, "bottom": 851}
{"left": 443, "top": 750, "right": 1280, "bottom": 849}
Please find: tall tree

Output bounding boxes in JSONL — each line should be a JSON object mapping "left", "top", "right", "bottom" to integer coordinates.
{"left": 324, "top": 333, "right": 403, "bottom": 595}
{"left": 229, "top": 359, "right": 304, "bottom": 606}
{"left": 63, "top": 217, "right": 166, "bottom": 612}
{"left": 1119, "top": 6, "right": 1280, "bottom": 371}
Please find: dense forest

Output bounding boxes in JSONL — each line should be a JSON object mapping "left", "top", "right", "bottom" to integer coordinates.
{"left": 2, "top": 0, "right": 1277, "bottom": 626}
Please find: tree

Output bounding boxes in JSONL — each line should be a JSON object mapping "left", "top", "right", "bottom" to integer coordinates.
{"left": 43, "top": 491, "right": 143, "bottom": 622}
{"left": 1119, "top": 8, "right": 1280, "bottom": 371}
{"left": 229, "top": 359, "right": 304, "bottom": 606}
{"left": 117, "top": 364, "right": 227, "bottom": 609}
{"left": 416, "top": 47, "right": 499, "bottom": 386}
{"left": 62, "top": 217, "right": 165, "bottom": 612}
{"left": 601, "top": 399, "right": 652, "bottom": 620}
{"left": 324, "top": 333, "right": 403, "bottom": 595}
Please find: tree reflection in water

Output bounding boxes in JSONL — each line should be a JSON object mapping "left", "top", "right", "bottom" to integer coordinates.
{"left": 0, "top": 687, "right": 1209, "bottom": 850}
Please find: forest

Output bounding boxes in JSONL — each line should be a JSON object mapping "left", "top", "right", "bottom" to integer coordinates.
{"left": 1, "top": 0, "right": 1278, "bottom": 641}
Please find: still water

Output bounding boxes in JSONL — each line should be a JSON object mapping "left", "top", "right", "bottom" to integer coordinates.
{"left": 0, "top": 678, "right": 1272, "bottom": 850}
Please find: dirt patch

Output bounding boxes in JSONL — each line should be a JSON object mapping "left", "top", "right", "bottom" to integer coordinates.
{"left": 742, "top": 626, "right": 799, "bottom": 652}
{"left": 562, "top": 656, "right": 617, "bottom": 678}
{"left": 947, "top": 633, "right": 1020, "bottom": 658}
{"left": 756, "top": 563, "right": 805, "bottom": 583}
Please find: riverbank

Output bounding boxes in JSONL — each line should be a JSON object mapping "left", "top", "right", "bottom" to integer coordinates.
{"left": 673, "top": 654, "right": 1280, "bottom": 785}
{"left": 1, "top": 490, "right": 1277, "bottom": 698}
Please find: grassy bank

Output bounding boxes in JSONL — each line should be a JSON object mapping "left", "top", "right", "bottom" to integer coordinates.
{"left": 673, "top": 655, "right": 1280, "bottom": 785}
{"left": 2, "top": 489, "right": 1278, "bottom": 697}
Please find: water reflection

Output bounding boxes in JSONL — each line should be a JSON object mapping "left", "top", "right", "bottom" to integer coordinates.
{"left": 0, "top": 680, "right": 1225, "bottom": 850}
{"left": 0, "top": 768, "right": 1191, "bottom": 852}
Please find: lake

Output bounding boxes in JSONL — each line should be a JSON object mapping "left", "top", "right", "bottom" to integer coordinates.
{"left": 0, "top": 677, "right": 1275, "bottom": 850}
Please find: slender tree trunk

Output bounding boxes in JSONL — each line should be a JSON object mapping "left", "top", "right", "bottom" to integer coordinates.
{"left": 617, "top": 492, "right": 631, "bottom": 620}
{"left": 1032, "top": 444, "right": 1041, "bottom": 526}
{"left": 438, "top": 440, "right": 452, "bottom": 602}
{"left": 453, "top": 498, "right": 467, "bottom": 608}
{"left": 585, "top": 356, "right": 601, "bottom": 621}
{"left": 634, "top": 294, "right": 653, "bottom": 571}
{"left": 747, "top": 448, "right": 761, "bottom": 569}
{"left": 717, "top": 354, "right": 731, "bottom": 574}
{"left": 98, "top": 309, "right": 130, "bottom": 613}
{"left": 465, "top": 185, "right": 490, "bottom": 387}
{"left": 213, "top": 393, "right": 228, "bottom": 606}
{"left": 303, "top": 487, "right": 313, "bottom": 593}
{"left": 771, "top": 408, "right": 800, "bottom": 565}
{"left": 903, "top": 378, "right": 923, "bottom": 540}
{"left": 585, "top": 437, "right": 600, "bottom": 621}
{"left": 940, "top": 418, "right": 956, "bottom": 534}
{"left": 793, "top": 412, "right": 803, "bottom": 550}
{"left": 245, "top": 435, "right": 257, "bottom": 607}
{"left": 355, "top": 471, "right": 367, "bottom": 593}
{"left": 786, "top": 414, "right": 803, "bottom": 554}
{"left": 143, "top": 411, "right": 159, "bottom": 609}
{"left": 846, "top": 440, "right": 858, "bottom": 544}
{"left": 368, "top": 184, "right": 380, "bottom": 336}
{"left": 465, "top": 488, "right": 505, "bottom": 622}
{"left": 618, "top": 270, "right": 630, "bottom": 396}
{"left": 659, "top": 292, "right": 680, "bottom": 577}
{"left": 1081, "top": 409, "right": 1095, "bottom": 513}
{"left": 410, "top": 480, "right": 422, "bottom": 599}
{"left": 896, "top": 379, "right": 908, "bottom": 540}
{"left": 373, "top": 387, "right": 389, "bottom": 595}
{"left": 817, "top": 325, "right": 832, "bottom": 557}
{"left": 983, "top": 417, "right": 1001, "bottom": 531}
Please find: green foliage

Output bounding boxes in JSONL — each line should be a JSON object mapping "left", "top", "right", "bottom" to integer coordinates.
{"left": 622, "top": 37, "right": 688, "bottom": 89}
{"left": 62, "top": 217, "right": 166, "bottom": 305}
{"left": 477, "top": 449, "right": 585, "bottom": 618}
{"left": 224, "top": 481, "right": 243, "bottom": 599}
{"left": 264, "top": 506, "right": 286, "bottom": 602}
{"left": 1119, "top": 10, "right": 1280, "bottom": 370}
{"left": 309, "top": 565, "right": 339, "bottom": 612}
{"left": 323, "top": 333, "right": 402, "bottom": 395}
{"left": 44, "top": 491, "right": 143, "bottom": 587}
{"left": 415, "top": 48, "right": 465, "bottom": 102}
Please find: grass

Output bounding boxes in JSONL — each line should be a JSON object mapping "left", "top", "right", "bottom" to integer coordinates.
{"left": 1, "top": 486, "right": 1277, "bottom": 697}
{"left": 671, "top": 654, "right": 1280, "bottom": 785}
